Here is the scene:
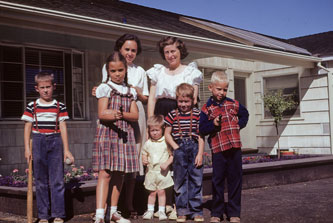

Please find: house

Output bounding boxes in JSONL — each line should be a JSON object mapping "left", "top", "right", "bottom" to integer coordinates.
{"left": 0, "top": 0, "right": 329, "bottom": 175}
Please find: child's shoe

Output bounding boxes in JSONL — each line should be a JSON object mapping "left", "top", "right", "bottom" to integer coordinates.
{"left": 168, "top": 208, "right": 177, "bottom": 220}
{"left": 176, "top": 215, "right": 186, "bottom": 222}
{"left": 153, "top": 211, "right": 160, "bottom": 218}
{"left": 194, "top": 215, "right": 204, "bottom": 222}
{"left": 39, "top": 220, "right": 49, "bottom": 223}
{"left": 53, "top": 218, "right": 64, "bottom": 223}
{"left": 94, "top": 217, "right": 105, "bottom": 223}
{"left": 230, "top": 217, "right": 241, "bottom": 223}
{"left": 142, "top": 210, "right": 154, "bottom": 220}
{"left": 210, "top": 216, "right": 221, "bottom": 223}
{"left": 110, "top": 211, "right": 130, "bottom": 223}
{"left": 158, "top": 211, "right": 168, "bottom": 221}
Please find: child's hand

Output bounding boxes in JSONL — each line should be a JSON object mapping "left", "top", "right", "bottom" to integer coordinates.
{"left": 92, "top": 86, "right": 97, "bottom": 96}
{"left": 25, "top": 150, "right": 32, "bottom": 163}
{"left": 213, "top": 115, "right": 222, "bottom": 126}
{"left": 64, "top": 151, "right": 74, "bottom": 164}
{"left": 142, "top": 155, "right": 148, "bottom": 166}
{"left": 102, "top": 110, "right": 123, "bottom": 120}
{"left": 195, "top": 154, "right": 203, "bottom": 167}
{"left": 160, "top": 162, "right": 169, "bottom": 171}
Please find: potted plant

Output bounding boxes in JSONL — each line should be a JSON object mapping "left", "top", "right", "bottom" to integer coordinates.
{"left": 262, "top": 89, "right": 297, "bottom": 159}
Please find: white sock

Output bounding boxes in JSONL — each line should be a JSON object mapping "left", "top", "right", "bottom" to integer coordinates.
{"left": 96, "top": 208, "right": 105, "bottom": 219}
{"left": 147, "top": 204, "right": 154, "bottom": 212}
{"left": 110, "top": 206, "right": 117, "bottom": 215}
{"left": 159, "top": 206, "right": 165, "bottom": 213}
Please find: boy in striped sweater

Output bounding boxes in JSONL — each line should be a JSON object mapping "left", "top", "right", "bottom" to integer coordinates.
{"left": 21, "top": 71, "right": 74, "bottom": 223}
{"left": 164, "top": 83, "right": 205, "bottom": 222}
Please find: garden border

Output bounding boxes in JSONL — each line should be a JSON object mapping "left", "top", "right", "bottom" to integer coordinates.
{"left": 1, "top": 156, "right": 333, "bottom": 217}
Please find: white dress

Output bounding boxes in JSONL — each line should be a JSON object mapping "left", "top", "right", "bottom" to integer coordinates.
{"left": 142, "top": 136, "right": 174, "bottom": 191}
{"left": 101, "top": 64, "right": 149, "bottom": 175}
{"left": 146, "top": 62, "right": 203, "bottom": 100}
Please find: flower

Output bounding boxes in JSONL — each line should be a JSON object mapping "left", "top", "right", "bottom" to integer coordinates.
{"left": 1, "top": 165, "right": 99, "bottom": 187}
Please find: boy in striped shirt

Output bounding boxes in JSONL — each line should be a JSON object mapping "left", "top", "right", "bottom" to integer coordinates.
{"left": 21, "top": 72, "right": 74, "bottom": 223}
{"left": 164, "top": 83, "right": 205, "bottom": 222}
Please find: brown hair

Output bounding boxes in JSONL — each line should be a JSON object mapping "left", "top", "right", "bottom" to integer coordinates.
{"left": 176, "top": 83, "right": 194, "bottom": 100}
{"left": 105, "top": 51, "right": 128, "bottom": 85}
{"left": 34, "top": 72, "right": 54, "bottom": 85}
{"left": 114, "top": 33, "right": 142, "bottom": 55}
{"left": 158, "top": 36, "right": 188, "bottom": 60}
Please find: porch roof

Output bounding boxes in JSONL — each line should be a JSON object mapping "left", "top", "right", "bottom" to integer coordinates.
{"left": 0, "top": 0, "right": 321, "bottom": 67}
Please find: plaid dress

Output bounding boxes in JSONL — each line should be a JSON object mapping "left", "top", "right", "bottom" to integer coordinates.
{"left": 92, "top": 84, "right": 139, "bottom": 173}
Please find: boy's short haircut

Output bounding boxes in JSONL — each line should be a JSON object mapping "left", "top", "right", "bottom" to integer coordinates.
{"left": 35, "top": 72, "right": 54, "bottom": 85}
{"left": 176, "top": 83, "right": 194, "bottom": 100}
{"left": 147, "top": 115, "right": 165, "bottom": 130}
{"left": 211, "top": 71, "right": 229, "bottom": 84}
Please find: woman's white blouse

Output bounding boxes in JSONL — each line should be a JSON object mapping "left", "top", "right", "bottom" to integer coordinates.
{"left": 96, "top": 81, "right": 137, "bottom": 100}
{"left": 102, "top": 64, "right": 149, "bottom": 96}
{"left": 146, "top": 62, "right": 203, "bottom": 99}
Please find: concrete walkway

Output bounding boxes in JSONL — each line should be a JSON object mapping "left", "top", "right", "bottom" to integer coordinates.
{"left": 1, "top": 177, "right": 333, "bottom": 223}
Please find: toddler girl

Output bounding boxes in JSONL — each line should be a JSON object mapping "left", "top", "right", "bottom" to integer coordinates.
{"left": 142, "top": 115, "right": 174, "bottom": 221}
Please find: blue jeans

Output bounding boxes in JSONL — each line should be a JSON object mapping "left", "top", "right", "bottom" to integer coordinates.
{"left": 32, "top": 133, "right": 65, "bottom": 219}
{"left": 173, "top": 138, "right": 203, "bottom": 217}
{"left": 211, "top": 148, "right": 242, "bottom": 219}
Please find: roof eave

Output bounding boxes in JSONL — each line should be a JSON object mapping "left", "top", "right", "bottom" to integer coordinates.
{"left": 0, "top": 1, "right": 321, "bottom": 68}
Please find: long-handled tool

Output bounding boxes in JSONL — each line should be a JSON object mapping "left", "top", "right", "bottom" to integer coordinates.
{"left": 27, "top": 139, "right": 33, "bottom": 223}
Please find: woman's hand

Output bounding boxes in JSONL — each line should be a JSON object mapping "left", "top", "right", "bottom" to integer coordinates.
{"left": 92, "top": 86, "right": 97, "bottom": 96}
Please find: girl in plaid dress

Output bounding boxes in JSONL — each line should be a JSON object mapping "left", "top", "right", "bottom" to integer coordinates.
{"left": 93, "top": 52, "right": 139, "bottom": 223}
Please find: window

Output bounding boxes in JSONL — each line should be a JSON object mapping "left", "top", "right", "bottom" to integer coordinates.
{"left": 0, "top": 45, "right": 85, "bottom": 120}
{"left": 263, "top": 74, "right": 300, "bottom": 118}
{"left": 234, "top": 77, "right": 246, "bottom": 107}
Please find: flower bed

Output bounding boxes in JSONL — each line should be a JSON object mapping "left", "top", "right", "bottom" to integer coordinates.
{"left": 203, "top": 152, "right": 319, "bottom": 168}
{"left": 0, "top": 165, "right": 98, "bottom": 188}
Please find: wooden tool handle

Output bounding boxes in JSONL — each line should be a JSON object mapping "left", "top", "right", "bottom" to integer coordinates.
{"left": 27, "top": 139, "right": 33, "bottom": 223}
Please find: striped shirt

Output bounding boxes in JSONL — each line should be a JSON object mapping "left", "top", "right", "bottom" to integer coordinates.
{"left": 21, "top": 99, "right": 69, "bottom": 134}
{"left": 164, "top": 107, "right": 200, "bottom": 141}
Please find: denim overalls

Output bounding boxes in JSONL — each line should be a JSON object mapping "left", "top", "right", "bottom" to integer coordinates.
{"left": 172, "top": 110, "right": 203, "bottom": 217}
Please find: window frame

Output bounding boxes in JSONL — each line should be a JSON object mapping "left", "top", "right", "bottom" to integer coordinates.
{"left": 0, "top": 43, "right": 86, "bottom": 120}
{"left": 262, "top": 73, "right": 301, "bottom": 120}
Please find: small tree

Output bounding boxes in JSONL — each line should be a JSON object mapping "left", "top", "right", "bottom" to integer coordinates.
{"left": 263, "top": 90, "right": 297, "bottom": 159}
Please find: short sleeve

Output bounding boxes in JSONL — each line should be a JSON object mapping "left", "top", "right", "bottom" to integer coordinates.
{"left": 142, "top": 141, "right": 149, "bottom": 156}
{"left": 130, "top": 87, "right": 138, "bottom": 101}
{"left": 58, "top": 102, "right": 69, "bottom": 122}
{"left": 139, "top": 67, "right": 149, "bottom": 96}
{"left": 184, "top": 62, "right": 203, "bottom": 85}
{"left": 21, "top": 101, "right": 34, "bottom": 122}
{"left": 146, "top": 64, "right": 164, "bottom": 85}
{"left": 164, "top": 110, "right": 175, "bottom": 127}
{"left": 95, "top": 83, "right": 111, "bottom": 98}
{"left": 101, "top": 64, "right": 108, "bottom": 83}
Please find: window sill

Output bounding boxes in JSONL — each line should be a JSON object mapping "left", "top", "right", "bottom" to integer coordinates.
{"left": 0, "top": 120, "right": 92, "bottom": 125}
{"left": 260, "top": 116, "right": 305, "bottom": 124}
